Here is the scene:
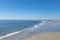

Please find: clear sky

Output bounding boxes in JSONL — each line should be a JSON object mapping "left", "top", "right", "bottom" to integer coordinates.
{"left": 0, "top": 0, "right": 60, "bottom": 20}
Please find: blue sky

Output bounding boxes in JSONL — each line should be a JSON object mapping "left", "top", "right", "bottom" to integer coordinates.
{"left": 0, "top": 0, "right": 60, "bottom": 20}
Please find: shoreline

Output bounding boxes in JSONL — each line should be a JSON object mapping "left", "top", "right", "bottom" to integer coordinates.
{"left": 0, "top": 22, "right": 42, "bottom": 40}
{"left": 0, "top": 30, "right": 23, "bottom": 40}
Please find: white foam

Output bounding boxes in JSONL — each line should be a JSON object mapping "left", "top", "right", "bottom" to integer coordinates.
{"left": 0, "top": 30, "right": 25, "bottom": 40}
{"left": 31, "top": 21, "right": 46, "bottom": 30}
{"left": 0, "top": 28, "right": 33, "bottom": 40}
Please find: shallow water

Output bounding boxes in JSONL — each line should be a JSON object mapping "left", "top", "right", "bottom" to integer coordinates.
{"left": 35, "top": 23, "right": 60, "bottom": 32}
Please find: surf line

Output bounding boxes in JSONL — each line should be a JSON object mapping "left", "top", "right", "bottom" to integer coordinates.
{"left": 0, "top": 21, "right": 45, "bottom": 40}
{"left": 34, "top": 21, "right": 45, "bottom": 28}
{"left": 0, "top": 27, "right": 33, "bottom": 40}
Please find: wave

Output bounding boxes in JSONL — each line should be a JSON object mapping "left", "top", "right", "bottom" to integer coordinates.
{"left": 0, "top": 21, "right": 46, "bottom": 40}
{"left": 32, "top": 21, "right": 46, "bottom": 29}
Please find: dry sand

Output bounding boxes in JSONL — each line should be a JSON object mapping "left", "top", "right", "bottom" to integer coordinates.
{"left": 20, "top": 31, "right": 60, "bottom": 40}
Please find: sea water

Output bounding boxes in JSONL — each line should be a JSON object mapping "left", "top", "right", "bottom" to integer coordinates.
{"left": 0, "top": 20, "right": 41, "bottom": 37}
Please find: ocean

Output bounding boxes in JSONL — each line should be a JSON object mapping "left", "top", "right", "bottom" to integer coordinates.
{"left": 0, "top": 20, "right": 41, "bottom": 37}
{"left": 0, "top": 20, "right": 60, "bottom": 40}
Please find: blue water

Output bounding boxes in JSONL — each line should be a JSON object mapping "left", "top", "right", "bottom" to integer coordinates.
{"left": 0, "top": 20, "right": 41, "bottom": 36}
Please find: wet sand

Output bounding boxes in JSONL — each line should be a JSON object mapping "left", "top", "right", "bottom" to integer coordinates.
{"left": 20, "top": 31, "right": 60, "bottom": 40}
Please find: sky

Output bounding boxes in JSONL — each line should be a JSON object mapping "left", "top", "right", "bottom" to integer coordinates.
{"left": 0, "top": 0, "right": 60, "bottom": 20}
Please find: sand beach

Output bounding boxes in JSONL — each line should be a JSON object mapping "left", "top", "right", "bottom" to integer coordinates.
{"left": 20, "top": 31, "right": 60, "bottom": 40}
